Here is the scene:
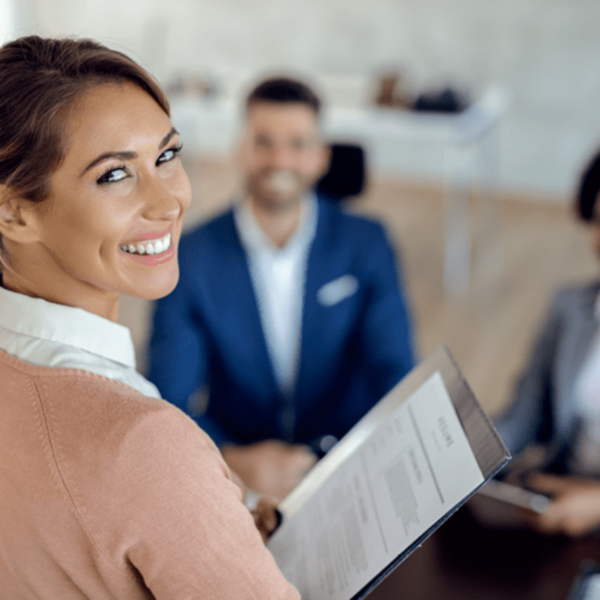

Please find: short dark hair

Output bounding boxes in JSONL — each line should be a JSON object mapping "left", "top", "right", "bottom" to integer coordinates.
{"left": 576, "top": 149, "right": 600, "bottom": 222}
{"left": 246, "top": 77, "right": 321, "bottom": 115}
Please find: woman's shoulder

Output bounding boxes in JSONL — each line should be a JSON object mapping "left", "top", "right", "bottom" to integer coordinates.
{"left": 26, "top": 362, "right": 234, "bottom": 531}
{"left": 31, "top": 363, "right": 220, "bottom": 457}
{"left": 0, "top": 354, "right": 225, "bottom": 486}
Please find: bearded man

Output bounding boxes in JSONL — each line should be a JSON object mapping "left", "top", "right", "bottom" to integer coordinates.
{"left": 149, "top": 77, "right": 415, "bottom": 501}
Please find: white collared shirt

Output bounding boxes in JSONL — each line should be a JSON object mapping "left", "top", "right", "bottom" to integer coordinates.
{"left": 0, "top": 285, "right": 160, "bottom": 398}
{"left": 571, "top": 292, "right": 600, "bottom": 475}
{"left": 234, "top": 194, "right": 318, "bottom": 396}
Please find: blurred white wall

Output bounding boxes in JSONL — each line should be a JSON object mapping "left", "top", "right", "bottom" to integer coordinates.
{"left": 0, "top": 0, "right": 16, "bottom": 44}
{"left": 19, "top": 0, "right": 600, "bottom": 198}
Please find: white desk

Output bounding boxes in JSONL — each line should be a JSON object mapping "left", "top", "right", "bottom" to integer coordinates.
{"left": 322, "top": 86, "right": 510, "bottom": 295}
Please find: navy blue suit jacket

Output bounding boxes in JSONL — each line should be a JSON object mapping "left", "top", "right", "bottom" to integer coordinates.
{"left": 148, "top": 198, "right": 415, "bottom": 447}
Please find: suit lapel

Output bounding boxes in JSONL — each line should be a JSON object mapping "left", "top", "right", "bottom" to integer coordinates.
{"left": 556, "top": 282, "right": 600, "bottom": 448}
{"left": 225, "top": 213, "right": 281, "bottom": 401}
{"left": 294, "top": 200, "right": 331, "bottom": 401}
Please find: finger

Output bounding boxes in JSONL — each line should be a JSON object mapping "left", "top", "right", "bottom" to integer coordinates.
{"left": 529, "top": 512, "right": 563, "bottom": 536}
{"left": 251, "top": 514, "right": 269, "bottom": 542}
{"left": 251, "top": 507, "right": 272, "bottom": 542}
{"left": 526, "top": 472, "right": 568, "bottom": 495}
{"left": 255, "top": 497, "right": 279, "bottom": 531}
{"left": 252, "top": 498, "right": 284, "bottom": 540}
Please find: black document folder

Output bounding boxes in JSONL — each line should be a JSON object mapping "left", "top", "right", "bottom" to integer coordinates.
{"left": 268, "top": 344, "right": 510, "bottom": 600}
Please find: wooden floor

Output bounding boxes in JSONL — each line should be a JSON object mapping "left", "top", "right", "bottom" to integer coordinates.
{"left": 119, "top": 156, "right": 599, "bottom": 418}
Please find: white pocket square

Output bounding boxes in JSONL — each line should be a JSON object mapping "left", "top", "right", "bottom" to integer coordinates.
{"left": 317, "top": 275, "right": 359, "bottom": 307}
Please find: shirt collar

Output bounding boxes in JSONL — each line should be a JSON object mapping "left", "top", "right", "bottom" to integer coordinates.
{"left": 234, "top": 192, "right": 318, "bottom": 256}
{"left": 0, "top": 286, "right": 136, "bottom": 368}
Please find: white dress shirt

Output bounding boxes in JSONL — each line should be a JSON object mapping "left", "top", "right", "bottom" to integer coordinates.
{"left": 0, "top": 285, "right": 160, "bottom": 398}
{"left": 571, "top": 292, "right": 600, "bottom": 475}
{"left": 234, "top": 195, "right": 317, "bottom": 396}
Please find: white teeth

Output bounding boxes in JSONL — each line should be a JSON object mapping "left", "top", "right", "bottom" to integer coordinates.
{"left": 121, "top": 233, "right": 172, "bottom": 256}
{"left": 268, "top": 170, "right": 299, "bottom": 194}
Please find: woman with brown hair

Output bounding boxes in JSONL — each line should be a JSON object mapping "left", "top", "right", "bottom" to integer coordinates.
{"left": 0, "top": 36, "right": 297, "bottom": 598}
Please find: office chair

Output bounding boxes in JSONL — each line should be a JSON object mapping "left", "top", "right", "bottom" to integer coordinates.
{"left": 315, "top": 143, "right": 366, "bottom": 201}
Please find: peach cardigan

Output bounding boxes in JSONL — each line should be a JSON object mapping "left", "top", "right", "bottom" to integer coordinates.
{"left": 0, "top": 350, "right": 298, "bottom": 599}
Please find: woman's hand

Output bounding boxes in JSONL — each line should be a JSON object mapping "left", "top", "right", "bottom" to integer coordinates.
{"left": 251, "top": 496, "right": 283, "bottom": 542}
{"left": 525, "top": 472, "right": 600, "bottom": 538}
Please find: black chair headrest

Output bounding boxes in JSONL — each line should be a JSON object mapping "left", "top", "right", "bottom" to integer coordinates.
{"left": 316, "top": 143, "right": 366, "bottom": 201}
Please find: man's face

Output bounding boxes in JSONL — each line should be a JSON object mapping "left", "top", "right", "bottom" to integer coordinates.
{"left": 238, "top": 102, "right": 330, "bottom": 210}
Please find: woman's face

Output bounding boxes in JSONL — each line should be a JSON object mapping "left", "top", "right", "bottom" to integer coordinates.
{"left": 30, "top": 82, "right": 191, "bottom": 319}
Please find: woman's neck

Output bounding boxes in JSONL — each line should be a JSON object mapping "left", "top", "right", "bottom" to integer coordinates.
{"left": 1, "top": 267, "right": 120, "bottom": 322}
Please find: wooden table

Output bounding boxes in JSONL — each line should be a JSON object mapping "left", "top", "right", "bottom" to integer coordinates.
{"left": 368, "top": 502, "right": 600, "bottom": 600}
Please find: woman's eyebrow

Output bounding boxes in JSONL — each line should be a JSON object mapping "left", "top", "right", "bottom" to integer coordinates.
{"left": 160, "top": 127, "right": 178, "bottom": 149}
{"left": 82, "top": 150, "right": 136, "bottom": 176}
{"left": 81, "top": 127, "right": 179, "bottom": 176}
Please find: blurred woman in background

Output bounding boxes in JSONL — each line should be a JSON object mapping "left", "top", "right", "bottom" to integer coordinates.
{"left": 495, "top": 150, "right": 600, "bottom": 538}
{"left": 0, "top": 36, "right": 297, "bottom": 598}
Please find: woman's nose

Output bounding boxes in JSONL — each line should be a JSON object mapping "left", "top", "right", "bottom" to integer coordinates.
{"left": 141, "top": 178, "right": 185, "bottom": 222}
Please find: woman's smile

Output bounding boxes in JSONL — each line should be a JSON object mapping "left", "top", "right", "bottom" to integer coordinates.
{"left": 120, "top": 233, "right": 171, "bottom": 256}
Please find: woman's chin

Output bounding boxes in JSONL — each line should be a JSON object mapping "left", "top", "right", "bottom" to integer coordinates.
{"left": 126, "top": 270, "right": 180, "bottom": 301}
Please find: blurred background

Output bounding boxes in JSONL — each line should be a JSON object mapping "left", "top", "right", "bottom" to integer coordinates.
{"left": 3, "top": 0, "right": 600, "bottom": 417}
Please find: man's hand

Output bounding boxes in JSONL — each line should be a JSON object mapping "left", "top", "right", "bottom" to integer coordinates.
{"left": 524, "top": 472, "right": 600, "bottom": 538}
{"left": 222, "top": 440, "right": 317, "bottom": 502}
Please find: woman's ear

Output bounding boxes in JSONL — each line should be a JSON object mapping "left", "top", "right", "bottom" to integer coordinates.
{"left": 0, "top": 186, "right": 42, "bottom": 244}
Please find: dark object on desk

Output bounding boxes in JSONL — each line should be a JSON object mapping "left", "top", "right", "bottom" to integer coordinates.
{"left": 315, "top": 142, "right": 366, "bottom": 201}
{"left": 373, "top": 72, "right": 414, "bottom": 109}
{"left": 413, "top": 86, "right": 470, "bottom": 114}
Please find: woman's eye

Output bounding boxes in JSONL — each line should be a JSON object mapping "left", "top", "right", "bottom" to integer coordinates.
{"left": 97, "top": 166, "right": 128, "bottom": 185}
{"left": 157, "top": 144, "right": 183, "bottom": 165}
